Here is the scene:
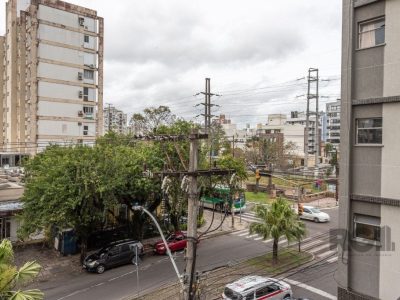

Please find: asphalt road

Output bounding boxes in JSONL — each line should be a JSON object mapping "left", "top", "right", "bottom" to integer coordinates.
{"left": 39, "top": 207, "right": 339, "bottom": 300}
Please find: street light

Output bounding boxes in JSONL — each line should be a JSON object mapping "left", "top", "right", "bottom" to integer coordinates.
{"left": 131, "top": 205, "right": 184, "bottom": 289}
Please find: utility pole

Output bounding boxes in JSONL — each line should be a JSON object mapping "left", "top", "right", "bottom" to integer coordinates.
{"left": 314, "top": 69, "right": 320, "bottom": 168}
{"left": 198, "top": 78, "right": 220, "bottom": 167}
{"left": 106, "top": 103, "right": 112, "bottom": 132}
{"left": 186, "top": 129, "right": 199, "bottom": 300}
{"left": 305, "top": 68, "right": 319, "bottom": 171}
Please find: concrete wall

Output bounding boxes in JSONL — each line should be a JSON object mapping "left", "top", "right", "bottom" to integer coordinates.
{"left": 38, "top": 23, "right": 83, "bottom": 47}
{"left": 353, "top": 1, "right": 385, "bottom": 100}
{"left": 383, "top": 0, "right": 400, "bottom": 97}
{"left": 38, "top": 4, "right": 80, "bottom": 28}
{"left": 38, "top": 62, "right": 82, "bottom": 83}
{"left": 381, "top": 103, "right": 400, "bottom": 199}
{"left": 38, "top": 101, "right": 82, "bottom": 118}
{"left": 351, "top": 105, "right": 382, "bottom": 196}
{"left": 38, "top": 81, "right": 81, "bottom": 100}
{"left": 38, "top": 43, "right": 82, "bottom": 65}
{"left": 0, "top": 36, "right": 4, "bottom": 145}
{"left": 379, "top": 205, "right": 400, "bottom": 300}
{"left": 37, "top": 120, "right": 95, "bottom": 137}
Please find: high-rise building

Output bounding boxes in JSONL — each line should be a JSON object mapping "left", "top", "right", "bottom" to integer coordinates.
{"left": 103, "top": 106, "right": 127, "bottom": 134}
{"left": 326, "top": 99, "right": 340, "bottom": 149}
{"left": 1, "top": 0, "right": 104, "bottom": 157}
{"left": 338, "top": 1, "right": 400, "bottom": 299}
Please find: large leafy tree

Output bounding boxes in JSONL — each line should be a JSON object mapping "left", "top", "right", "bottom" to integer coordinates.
{"left": 20, "top": 142, "right": 162, "bottom": 262}
{"left": 250, "top": 198, "right": 306, "bottom": 264}
{"left": 130, "top": 106, "right": 175, "bottom": 134}
{"left": 0, "top": 239, "right": 43, "bottom": 300}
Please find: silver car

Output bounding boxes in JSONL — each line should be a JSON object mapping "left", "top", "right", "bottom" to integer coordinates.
{"left": 300, "top": 206, "right": 330, "bottom": 223}
{"left": 222, "top": 275, "right": 292, "bottom": 300}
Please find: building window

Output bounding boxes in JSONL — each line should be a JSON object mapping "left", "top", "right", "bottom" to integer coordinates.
{"left": 83, "top": 125, "right": 89, "bottom": 136}
{"left": 356, "top": 118, "right": 382, "bottom": 144}
{"left": 84, "top": 35, "right": 89, "bottom": 43}
{"left": 354, "top": 214, "right": 381, "bottom": 244}
{"left": 83, "top": 87, "right": 89, "bottom": 101}
{"left": 62, "top": 124, "right": 67, "bottom": 134}
{"left": 84, "top": 70, "right": 94, "bottom": 80}
{"left": 359, "top": 17, "right": 385, "bottom": 49}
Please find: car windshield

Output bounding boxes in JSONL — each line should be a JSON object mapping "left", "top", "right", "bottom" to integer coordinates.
{"left": 224, "top": 287, "right": 243, "bottom": 300}
{"left": 310, "top": 208, "right": 321, "bottom": 213}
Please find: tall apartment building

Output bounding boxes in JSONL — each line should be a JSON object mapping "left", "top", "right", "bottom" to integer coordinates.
{"left": 338, "top": 0, "right": 400, "bottom": 299}
{"left": 326, "top": 99, "right": 341, "bottom": 149}
{"left": 286, "top": 111, "right": 321, "bottom": 157}
{"left": 0, "top": 0, "right": 103, "bottom": 157}
{"left": 103, "top": 106, "right": 127, "bottom": 134}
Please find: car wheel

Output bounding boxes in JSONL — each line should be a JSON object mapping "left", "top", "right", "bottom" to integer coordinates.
{"left": 283, "top": 295, "right": 291, "bottom": 300}
{"left": 314, "top": 217, "right": 319, "bottom": 223}
{"left": 96, "top": 264, "right": 105, "bottom": 274}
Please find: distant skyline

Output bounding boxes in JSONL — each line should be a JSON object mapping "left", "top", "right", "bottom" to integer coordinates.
{"left": 0, "top": 0, "right": 342, "bottom": 126}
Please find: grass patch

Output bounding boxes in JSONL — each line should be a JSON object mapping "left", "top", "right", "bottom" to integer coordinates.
{"left": 245, "top": 191, "right": 273, "bottom": 204}
{"left": 243, "top": 248, "right": 312, "bottom": 274}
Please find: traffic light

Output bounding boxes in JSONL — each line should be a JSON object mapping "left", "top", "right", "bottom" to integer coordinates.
{"left": 298, "top": 203, "right": 304, "bottom": 216}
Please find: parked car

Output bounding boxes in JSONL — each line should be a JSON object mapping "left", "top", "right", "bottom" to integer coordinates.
{"left": 222, "top": 275, "right": 292, "bottom": 299}
{"left": 83, "top": 239, "right": 144, "bottom": 274}
{"left": 300, "top": 206, "right": 330, "bottom": 223}
{"left": 154, "top": 231, "right": 187, "bottom": 255}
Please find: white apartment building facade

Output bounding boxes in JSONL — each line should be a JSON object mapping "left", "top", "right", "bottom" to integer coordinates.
{"left": 326, "top": 99, "right": 341, "bottom": 149}
{"left": 1, "top": 0, "right": 104, "bottom": 156}
{"left": 104, "top": 106, "right": 127, "bottom": 134}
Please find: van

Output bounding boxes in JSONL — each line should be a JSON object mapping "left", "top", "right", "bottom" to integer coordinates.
{"left": 83, "top": 239, "right": 144, "bottom": 274}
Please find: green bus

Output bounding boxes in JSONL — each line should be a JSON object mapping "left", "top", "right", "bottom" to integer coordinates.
{"left": 200, "top": 186, "right": 246, "bottom": 213}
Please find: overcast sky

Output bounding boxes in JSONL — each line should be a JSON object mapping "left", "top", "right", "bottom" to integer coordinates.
{"left": 0, "top": 0, "right": 342, "bottom": 126}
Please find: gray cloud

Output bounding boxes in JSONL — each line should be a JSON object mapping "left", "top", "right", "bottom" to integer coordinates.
{"left": 0, "top": 0, "right": 342, "bottom": 126}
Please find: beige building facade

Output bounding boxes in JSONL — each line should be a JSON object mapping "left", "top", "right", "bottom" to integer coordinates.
{"left": 0, "top": 0, "right": 104, "bottom": 157}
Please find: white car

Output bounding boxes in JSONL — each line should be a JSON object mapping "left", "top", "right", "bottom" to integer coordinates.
{"left": 300, "top": 206, "right": 330, "bottom": 223}
{"left": 222, "top": 275, "right": 292, "bottom": 300}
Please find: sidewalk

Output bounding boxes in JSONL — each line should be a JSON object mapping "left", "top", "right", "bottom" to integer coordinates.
{"left": 305, "top": 197, "right": 338, "bottom": 209}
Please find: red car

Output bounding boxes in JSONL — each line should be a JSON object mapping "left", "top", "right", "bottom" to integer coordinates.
{"left": 154, "top": 231, "right": 187, "bottom": 255}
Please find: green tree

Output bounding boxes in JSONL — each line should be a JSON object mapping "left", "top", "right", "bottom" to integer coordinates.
{"left": 130, "top": 106, "right": 175, "bottom": 134}
{"left": 250, "top": 198, "right": 306, "bottom": 264}
{"left": 20, "top": 143, "right": 162, "bottom": 262}
{"left": 0, "top": 239, "right": 43, "bottom": 300}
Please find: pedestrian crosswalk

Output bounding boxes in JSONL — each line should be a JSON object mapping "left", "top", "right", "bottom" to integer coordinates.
{"left": 230, "top": 229, "right": 339, "bottom": 263}
{"left": 235, "top": 211, "right": 260, "bottom": 223}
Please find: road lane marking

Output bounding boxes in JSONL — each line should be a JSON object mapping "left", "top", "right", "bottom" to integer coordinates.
{"left": 231, "top": 229, "right": 248, "bottom": 235}
{"left": 318, "top": 250, "right": 336, "bottom": 259}
{"left": 284, "top": 278, "right": 337, "bottom": 300}
{"left": 254, "top": 236, "right": 263, "bottom": 241}
{"left": 327, "top": 256, "right": 338, "bottom": 263}
{"left": 301, "top": 239, "right": 324, "bottom": 248}
{"left": 309, "top": 244, "right": 330, "bottom": 253}
{"left": 246, "top": 234, "right": 259, "bottom": 238}
{"left": 263, "top": 239, "right": 273, "bottom": 243}
{"left": 238, "top": 232, "right": 249, "bottom": 237}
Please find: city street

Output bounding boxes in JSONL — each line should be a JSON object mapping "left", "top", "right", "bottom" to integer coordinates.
{"left": 36, "top": 207, "right": 339, "bottom": 300}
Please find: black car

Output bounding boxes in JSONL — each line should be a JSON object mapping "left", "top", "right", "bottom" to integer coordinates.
{"left": 83, "top": 239, "right": 144, "bottom": 274}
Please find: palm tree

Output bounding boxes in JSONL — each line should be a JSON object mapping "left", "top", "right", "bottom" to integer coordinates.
{"left": 250, "top": 198, "right": 306, "bottom": 264}
{"left": 0, "top": 239, "right": 44, "bottom": 300}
